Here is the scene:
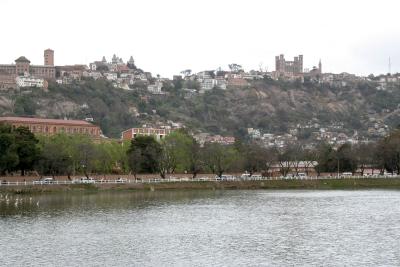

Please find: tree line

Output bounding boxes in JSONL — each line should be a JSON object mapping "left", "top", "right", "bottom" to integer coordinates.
{"left": 2, "top": 124, "right": 400, "bottom": 178}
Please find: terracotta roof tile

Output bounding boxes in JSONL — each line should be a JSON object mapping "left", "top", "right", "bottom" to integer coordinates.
{"left": 0, "top": 117, "right": 97, "bottom": 127}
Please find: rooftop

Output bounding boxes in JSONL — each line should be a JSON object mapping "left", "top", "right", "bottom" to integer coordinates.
{"left": 0, "top": 117, "right": 97, "bottom": 127}
{"left": 15, "top": 56, "right": 30, "bottom": 63}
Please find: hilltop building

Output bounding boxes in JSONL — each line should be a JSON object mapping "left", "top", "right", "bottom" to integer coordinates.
{"left": 0, "top": 56, "right": 56, "bottom": 79}
{"left": 273, "top": 54, "right": 322, "bottom": 80}
{"left": 274, "top": 54, "right": 303, "bottom": 78}
{"left": 0, "top": 50, "right": 56, "bottom": 80}
{"left": 0, "top": 49, "right": 57, "bottom": 89}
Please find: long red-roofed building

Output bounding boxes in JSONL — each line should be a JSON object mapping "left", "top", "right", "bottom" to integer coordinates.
{"left": 0, "top": 117, "right": 102, "bottom": 138}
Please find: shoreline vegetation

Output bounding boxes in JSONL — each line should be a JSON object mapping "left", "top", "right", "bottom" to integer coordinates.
{"left": 2, "top": 178, "right": 400, "bottom": 194}
{"left": 3, "top": 122, "right": 400, "bottom": 189}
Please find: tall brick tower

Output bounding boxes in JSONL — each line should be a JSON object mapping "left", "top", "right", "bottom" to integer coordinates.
{"left": 44, "top": 49, "right": 54, "bottom": 66}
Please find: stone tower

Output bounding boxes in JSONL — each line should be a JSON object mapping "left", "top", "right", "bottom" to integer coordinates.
{"left": 298, "top": 55, "right": 303, "bottom": 73}
{"left": 44, "top": 49, "right": 54, "bottom": 66}
{"left": 318, "top": 59, "right": 322, "bottom": 74}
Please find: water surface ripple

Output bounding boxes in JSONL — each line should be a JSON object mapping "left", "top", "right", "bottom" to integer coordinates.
{"left": 1, "top": 190, "right": 400, "bottom": 266}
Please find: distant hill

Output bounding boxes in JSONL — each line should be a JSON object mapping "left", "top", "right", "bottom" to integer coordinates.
{"left": 0, "top": 78, "right": 399, "bottom": 140}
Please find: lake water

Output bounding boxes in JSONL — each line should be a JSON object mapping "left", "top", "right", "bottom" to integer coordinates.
{"left": 1, "top": 190, "right": 400, "bottom": 266}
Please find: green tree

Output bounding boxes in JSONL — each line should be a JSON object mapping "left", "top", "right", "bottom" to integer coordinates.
{"left": 336, "top": 143, "right": 357, "bottom": 173}
{"left": 76, "top": 137, "right": 96, "bottom": 178}
{"left": 314, "top": 143, "right": 337, "bottom": 175}
{"left": 202, "top": 143, "right": 238, "bottom": 177}
{"left": 377, "top": 130, "right": 400, "bottom": 174}
{"left": 353, "top": 143, "right": 374, "bottom": 176}
{"left": 239, "top": 142, "right": 267, "bottom": 176}
{"left": 14, "top": 127, "right": 40, "bottom": 176}
{"left": 36, "top": 138, "right": 73, "bottom": 178}
{"left": 0, "top": 125, "right": 19, "bottom": 175}
{"left": 127, "top": 136, "right": 161, "bottom": 175}
{"left": 187, "top": 138, "right": 203, "bottom": 178}
{"left": 14, "top": 96, "right": 38, "bottom": 116}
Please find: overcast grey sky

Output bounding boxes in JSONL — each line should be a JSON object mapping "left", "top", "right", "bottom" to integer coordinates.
{"left": 1, "top": 0, "right": 399, "bottom": 77}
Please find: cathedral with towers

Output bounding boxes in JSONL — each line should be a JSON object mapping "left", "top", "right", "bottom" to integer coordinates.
{"left": 273, "top": 54, "right": 322, "bottom": 80}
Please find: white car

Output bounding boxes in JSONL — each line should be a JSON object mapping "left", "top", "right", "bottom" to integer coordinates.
{"left": 219, "top": 175, "right": 236, "bottom": 181}
{"left": 297, "top": 173, "right": 307, "bottom": 179}
{"left": 116, "top": 178, "right": 127, "bottom": 183}
{"left": 77, "top": 177, "right": 96, "bottom": 184}
{"left": 240, "top": 173, "right": 251, "bottom": 180}
{"left": 251, "top": 175, "right": 263, "bottom": 180}
{"left": 341, "top": 172, "right": 353, "bottom": 178}
{"left": 33, "top": 177, "right": 54, "bottom": 184}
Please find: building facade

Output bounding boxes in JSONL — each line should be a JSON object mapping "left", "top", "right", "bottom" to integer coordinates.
{"left": 0, "top": 49, "right": 56, "bottom": 89}
{"left": 274, "top": 54, "right": 303, "bottom": 78}
{"left": 16, "top": 76, "right": 47, "bottom": 89}
{"left": 0, "top": 117, "right": 102, "bottom": 138}
{"left": 121, "top": 127, "right": 171, "bottom": 141}
{"left": 0, "top": 52, "right": 56, "bottom": 80}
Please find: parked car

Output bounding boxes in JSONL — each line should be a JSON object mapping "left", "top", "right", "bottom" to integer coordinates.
{"left": 297, "top": 173, "right": 307, "bottom": 179}
{"left": 251, "top": 174, "right": 263, "bottom": 180}
{"left": 33, "top": 177, "right": 54, "bottom": 184}
{"left": 77, "top": 177, "right": 96, "bottom": 184}
{"left": 341, "top": 172, "right": 353, "bottom": 178}
{"left": 240, "top": 173, "right": 251, "bottom": 180}
{"left": 219, "top": 175, "right": 236, "bottom": 181}
{"left": 116, "top": 177, "right": 127, "bottom": 183}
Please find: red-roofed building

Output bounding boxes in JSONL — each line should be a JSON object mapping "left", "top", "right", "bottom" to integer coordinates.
{"left": 117, "top": 64, "right": 130, "bottom": 73}
{"left": 121, "top": 127, "right": 171, "bottom": 141}
{"left": 0, "top": 117, "right": 102, "bottom": 138}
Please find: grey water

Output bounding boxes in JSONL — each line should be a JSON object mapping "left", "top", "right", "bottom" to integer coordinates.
{"left": 1, "top": 190, "right": 400, "bottom": 266}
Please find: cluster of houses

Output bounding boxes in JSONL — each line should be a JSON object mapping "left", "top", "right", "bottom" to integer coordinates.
{"left": 247, "top": 128, "right": 298, "bottom": 148}
{"left": 193, "top": 132, "right": 236, "bottom": 146}
{"left": 2, "top": 49, "right": 398, "bottom": 94}
{"left": 85, "top": 55, "right": 161, "bottom": 92}
{"left": 175, "top": 69, "right": 260, "bottom": 93}
{"left": 247, "top": 121, "right": 376, "bottom": 149}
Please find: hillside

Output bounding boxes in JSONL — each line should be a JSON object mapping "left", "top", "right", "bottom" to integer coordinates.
{"left": 0, "top": 78, "right": 399, "bottom": 140}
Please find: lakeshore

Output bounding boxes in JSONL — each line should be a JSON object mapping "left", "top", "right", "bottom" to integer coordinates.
{"left": 2, "top": 178, "right": 400, "bottom": 194}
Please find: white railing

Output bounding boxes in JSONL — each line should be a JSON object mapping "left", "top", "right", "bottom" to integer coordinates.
{"left": 0, "top": 174, "right": 399, "bottom": 187}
